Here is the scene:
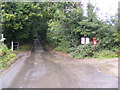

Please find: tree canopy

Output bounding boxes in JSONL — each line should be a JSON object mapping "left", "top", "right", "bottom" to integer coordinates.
{"left": 0, "top": 2, "right": 119, "bottom": 58}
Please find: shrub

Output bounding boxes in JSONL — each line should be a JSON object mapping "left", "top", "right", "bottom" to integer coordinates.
{"left": 93, "top": 50, "right": 118, "bottom": 59}
{"left": 0, "top": 45, "right": 16, "bottom": 68}
{"left": 111, "top": 46, "right": 119, "bottom": 52}
{"left": 2, "top": 45, "right": 11, "bottom": 56}
{"left": 70, "top": 43, "right": 97, "bottom": 58}
{"left": 54, "top": 41, "right": 70, "bottom": 53}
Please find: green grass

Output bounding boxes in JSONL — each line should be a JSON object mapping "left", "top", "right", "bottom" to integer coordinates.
{"left": 14, "top": 43, "right": 32, "bottom": 52}
{"left": 93, "top": 50, "right": 118, "bottom": 59}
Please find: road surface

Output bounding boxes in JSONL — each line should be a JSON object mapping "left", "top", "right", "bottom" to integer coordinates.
{"left": 1, "top": 39, "right": 118, "bottom": 88}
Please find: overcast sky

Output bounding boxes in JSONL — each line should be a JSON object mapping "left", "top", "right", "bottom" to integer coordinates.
{"left": 81, "top": 0, "right": 119, "bottom": 20}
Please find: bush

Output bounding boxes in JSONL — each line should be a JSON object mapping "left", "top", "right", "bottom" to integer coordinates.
{"left": 2, "top": 45, "right": 11, "bottom": 56}
{"left": 0, "top": 45, "right": 16, "bottom": 68}
{"left": 54, "top": 41, "right": 70, "bottom": 53}
{"left": 111, "top": 46, "right": 119, "bottom": 52}
{"left": 93, "top": 50, "right": 118, "bottom": 59}
{"left": 0, "top": 43, "right": 5, "bottom": 52}
{"left": 70, "top": 43, "right": 97, "bottom": 58}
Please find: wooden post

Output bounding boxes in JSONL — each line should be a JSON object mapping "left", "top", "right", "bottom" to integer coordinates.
{"left": 17, "top": 43, "right": 19, "bottom": 49}
{"left": 11, "top": 41, "right": 13, "bottom": 51}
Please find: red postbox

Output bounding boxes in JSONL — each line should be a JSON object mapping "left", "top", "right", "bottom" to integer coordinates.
{"left": 93, "top": 38, "right": 97, "bottom": 45}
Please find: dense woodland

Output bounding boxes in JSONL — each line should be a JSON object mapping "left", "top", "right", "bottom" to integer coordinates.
{"left": 0, "top": 2, "right": 119, "bottom": 59}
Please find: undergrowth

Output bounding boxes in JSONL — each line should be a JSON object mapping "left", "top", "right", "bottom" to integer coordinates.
{"left": 0, "top": 45, "right": 16, "bottom": 68}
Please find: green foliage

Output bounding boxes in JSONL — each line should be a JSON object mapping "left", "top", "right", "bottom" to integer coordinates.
{"left": 2, "top": 45, "right": 11, "bottom": 56}
{"left": 93, "top": 50, "right": 118, "bottom": 59}
{"left": 1, "top": 2, "right": 49, "bottom": 45}
{"left": 111, "top": 46, "right": 120, "bottom": 52}
{"left": 0, "top": 43, "right": 4, "bottom": 52}
{"left": 46, "top": 2, "right": 119, "bottom": 59}
{"left": 70, "top": 44, "right": 96, "bottom": 58}
{"left": 14, "top": 43, "right": 32, "bottom": 51}
{"left": 47, "top": 2, "right": 84, "bottom": 48}
{"left": 0, "top": 45, "right": 16, "bottom": 68}
{"left": 1, "top": 2, "right": 119, "bottom": 59}
{"left": 54, "top": 41, "right": 70, "bottom": 53}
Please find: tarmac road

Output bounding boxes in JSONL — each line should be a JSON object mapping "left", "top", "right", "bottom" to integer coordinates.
{"left": 1, "top": 39, "right": 118, "bottom": 89}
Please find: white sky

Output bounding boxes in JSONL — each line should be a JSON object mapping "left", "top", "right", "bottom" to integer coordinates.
{"left": 81, "top": 0, "right": 119, "bottom": 20}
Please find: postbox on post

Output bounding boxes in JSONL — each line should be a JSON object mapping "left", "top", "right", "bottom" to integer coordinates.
{"left": 93, "top": 38, "right": 97, "bottom": 45}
